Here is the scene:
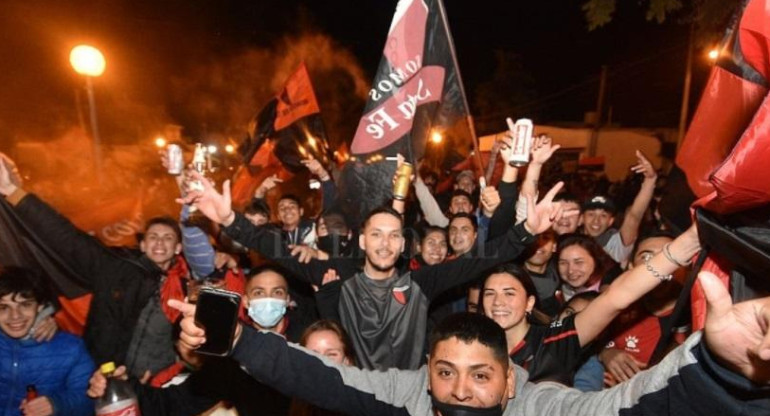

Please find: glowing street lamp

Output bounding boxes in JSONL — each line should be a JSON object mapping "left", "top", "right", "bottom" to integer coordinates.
{"left": 707, "top": 48, "right": 719, "bottom": 62}
{"left": 154, "top": 137, "right": 167, "bottom": 148}
{"left": 225, "top": 144, "right": 235, "bottom": 154}
{"left": 430, "top": 131, "right": 443, "bottom": 144}
{"left": 207, "top": 145, "right": 218, "bottom": 154}
{"left": 70, "top": 45, "right": 106, "bottom": 181}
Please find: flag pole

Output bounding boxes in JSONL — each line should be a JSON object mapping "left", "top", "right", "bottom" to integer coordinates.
{"left": 435, "top": 0, "right": 484, "bottom": 178}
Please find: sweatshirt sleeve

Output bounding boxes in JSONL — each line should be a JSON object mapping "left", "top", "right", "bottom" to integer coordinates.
{"left": 180, "top": 204, "right": 216, "bottom": 279}
{"left": 232, "top": 327, "right": 419, "bottom": 416}
{"left": 413, "top": 222, "right": 536, "bottom": 300}
{"left": 513, "top": 332, "right": 770, "bottom": 416}
{"left": 414, "top": 177, "right": 449, "bottom": 227}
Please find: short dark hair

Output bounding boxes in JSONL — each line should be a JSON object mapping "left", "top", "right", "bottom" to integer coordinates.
{"left": 449, "top": 212, "right": 478, "bottom": 231}
{"left": 481, "top": 263, "right": 540, "bottom": 309}
{"left": 554, "top": 192, "right": 580, "bottom": 205}
{"left": 144, "top": 216, "right": 182, "bottom": 242}
{"left": 245, "top": 200, "right": 271, "bottom": 219}
{"left": 631, "top": 230, "right": 676, "bottom": 260}
{"left": 0, "top": 266, "right": 51, "bottom": 305}
{"left": 278, "top": 194, "right": 302, "bottom": 207}
{"left": 420, "top": 225, "right": 447, "bottom": 244}
{"left": 450, "top": 190, "right": 473, "bottom": 204}
{"left": 246, "top": 264, "right": 287, "bottom": 286}
{"left": 300, "top": 319, "right": 356, "bottom": 365}
{"left": 361, "top": 206, "right": 404, "bottom": 230}
{"left": 429, "top": 313, "right": 509, "bottom": 369}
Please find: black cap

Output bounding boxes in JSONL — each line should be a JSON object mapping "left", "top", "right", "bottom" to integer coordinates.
{"left": 582, "top": 195, "right": 616, "bottom": 214}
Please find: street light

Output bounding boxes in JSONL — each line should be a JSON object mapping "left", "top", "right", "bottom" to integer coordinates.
{"left": 154, "top": 137, "right": 167, "bottom": 148}
{"left": 707, "top": 48, "right": 719, "bottom": 61}
{"left": 70, "top": 45, "right": 105, "bottom": 182}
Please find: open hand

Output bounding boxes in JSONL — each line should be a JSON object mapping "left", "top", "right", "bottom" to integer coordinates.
{"left": 701, "top": 271, "right": 770, "bottom": 384}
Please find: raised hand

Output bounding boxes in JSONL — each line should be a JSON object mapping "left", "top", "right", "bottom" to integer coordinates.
{"left": 631, "top": 150, "right": 657, "bottom": 181}
{"left": 255, "top": 174, "right": 283, "bottom": 198}
{"left": 301, "top": 157, "right": 330, "bottom": 181}
{"left": 480, "top": 186, "right": 501, "bottom": 217}
{"left": 177, "top": 171, "right": 235, "bottom": 226}
{"left": 524, "top": 181, "right": 575, "bottom": 235}
{"left": 530, "top": 135, "right": 561, "bottom": 165}
{"left": 701, "top": 271, "right": 770, "bottom": 384}
{"left": 0, "top": 153, "right": 22, "bottom": 196}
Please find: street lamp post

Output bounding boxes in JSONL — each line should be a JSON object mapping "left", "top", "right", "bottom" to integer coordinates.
{"left": 70, "top": 45, "right": 106, "bottom": 182}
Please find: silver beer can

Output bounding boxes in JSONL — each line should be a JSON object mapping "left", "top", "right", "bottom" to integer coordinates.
{"left": 167, "top": 144, "right": 184, "bottom": 175}
{"left": 506, "top": 117, "right": 533, "bottom": 167}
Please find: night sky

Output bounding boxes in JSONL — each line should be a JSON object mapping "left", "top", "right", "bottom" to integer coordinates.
{"left": 0, "top": 0, "right": 720, "bottom": 148}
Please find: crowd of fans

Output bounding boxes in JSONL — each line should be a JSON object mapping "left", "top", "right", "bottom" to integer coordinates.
{"left": 0, "top": 130, "right": 767, "bottom": 416}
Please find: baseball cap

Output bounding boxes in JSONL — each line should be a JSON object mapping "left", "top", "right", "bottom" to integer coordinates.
{"left": 582, "top": 195, "right": 616, "bottom": 214}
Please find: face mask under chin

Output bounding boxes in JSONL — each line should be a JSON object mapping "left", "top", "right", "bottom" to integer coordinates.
{"left": 431, "top": 398, "right": 503, "bottom": 416}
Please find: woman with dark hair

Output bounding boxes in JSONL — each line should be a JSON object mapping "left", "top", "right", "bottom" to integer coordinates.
{"left": 480, "top": 224, "right": 701, "bottom": 385}
{"left": 556, "top": 234, "right": 620, "bottom": 301}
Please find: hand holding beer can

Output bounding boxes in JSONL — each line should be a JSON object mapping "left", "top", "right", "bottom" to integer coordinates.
{"left": 166, "top": 144, "right": 184, "bottom": 175}
{"left": 505, "top": 117, "right": 533, "bottom": 167}
{"left": 392, "top": 162, "right": 413, "bottom": 201}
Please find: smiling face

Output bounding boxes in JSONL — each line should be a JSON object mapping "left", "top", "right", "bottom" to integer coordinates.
{"left": 581, "top": 209, "right": 614, "bottom": 237}
{"left": 422, "top": 230, "right": 449, "bottom": 266}
{"left": 557, "top": 244, "right": 597, "bottom": 289}
{"left": 0, "top": 293, "right": 40, "bottom": 339}
{"left": 481, "top": 273, "right": 535, "bottom": 332}
{"left": 277, "top": 198, "right": 303, "bottom": 230}
{"left": 552, "top": 201, "right": 581, "bottom": 235}
{"left": 449, "top": 217, "right": 477, "bottom": 256}
{"left": 140, "top": 223, "right": 182, "bottom": 270}
{"left": 428, "top": 337, "right": 514, "bottom": 412}
{"left": 359, "top": 212, "right": 404, "bottom": 279}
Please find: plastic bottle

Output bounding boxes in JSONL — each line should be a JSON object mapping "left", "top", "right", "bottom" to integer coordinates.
{"left": 94, "top": 362, "right": 141, "bottom": 416}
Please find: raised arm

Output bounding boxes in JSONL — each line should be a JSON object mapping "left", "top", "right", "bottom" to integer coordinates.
{"left": 515, "top": 135, "right": 560, "bottom": 224}
{"left": 0, "top": 154, "right": 120, "bottom": 289}
{"left": 518, "top": 271, "right": 770, "bottom": 416}
{"left": 618, "top": 150, "right": 657, "bottom": 246}
{"left": 171, "top": 300, "right": 416, "bottom": 416}
{"left": 415, "top": 182, "right": 571, "bottom": 299}
{"left": 573, "top": 224, "right": 700, "bottom": 347}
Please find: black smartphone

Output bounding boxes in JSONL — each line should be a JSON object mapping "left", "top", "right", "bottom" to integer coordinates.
{"left": 194, "top": 287, "right": 242, "bottom": 356}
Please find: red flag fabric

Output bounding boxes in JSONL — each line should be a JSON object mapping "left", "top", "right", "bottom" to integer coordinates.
{"left": 677, "top": 0, "right": 770, "bottom": 213}
{"left": 238, "top": 63, "right": 332, "bottom": 174}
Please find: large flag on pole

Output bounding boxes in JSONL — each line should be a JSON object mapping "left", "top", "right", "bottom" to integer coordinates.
{"left": 338, "top": 0, "right": 475, "bottom": 224}
{"left": 233, "top": 63, "right": 332, "bottom": 208}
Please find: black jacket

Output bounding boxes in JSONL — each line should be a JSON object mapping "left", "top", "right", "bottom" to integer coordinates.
{"left": 13, "top": 194, "right": 168, "bottom": 370}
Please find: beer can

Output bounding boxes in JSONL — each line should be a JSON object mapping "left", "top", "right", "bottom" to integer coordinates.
{"left": 506, "top": 118, "right": 533, "bottom": 167}
{"left": 166, "top": 144, "right": 184, "bottom": 175}
{"left": 392, "top": 162, "right": 413, "bottom": 200}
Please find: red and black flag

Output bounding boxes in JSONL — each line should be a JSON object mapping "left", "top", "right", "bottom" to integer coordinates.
{"left": 233, "top": 63, "right": 332, "bottom": 208}
{"left": 337, "top": 0, "right": 474, "bottom": 224}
